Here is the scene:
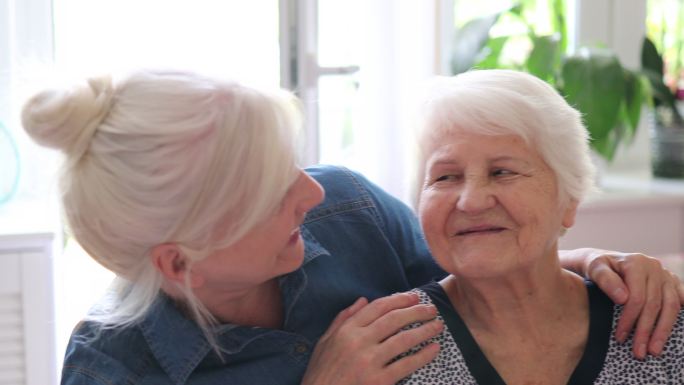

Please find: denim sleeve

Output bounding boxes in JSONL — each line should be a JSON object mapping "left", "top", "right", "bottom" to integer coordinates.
{"left": 344, "top": 169, "right": 447, "bottom": 287}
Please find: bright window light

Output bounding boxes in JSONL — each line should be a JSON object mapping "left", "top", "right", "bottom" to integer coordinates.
{"left": 53, "top": 0, "right": 280, "bottom": 87}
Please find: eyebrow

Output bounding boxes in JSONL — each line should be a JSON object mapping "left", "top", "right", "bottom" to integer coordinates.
{"left": 429, "top": 159, "right": 460, "bottom": 167}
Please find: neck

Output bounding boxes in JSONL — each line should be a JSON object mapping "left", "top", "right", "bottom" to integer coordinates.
{"left": 441, "top": 251, "right": 591, "bottom": 385}
{"left": 442, "top": 254, "right": 587, "bottom": 339}
{"left": 167, "top": 279, "right": 284, "bottom": 329}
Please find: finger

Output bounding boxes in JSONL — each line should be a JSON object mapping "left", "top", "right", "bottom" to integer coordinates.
{"left": 588, "top": 258, "right": 629, "bottom": 304}
{"left": 647, "top": 280, "right": 681, "bottom": 356}
{"left": 630, "top": 276, "right": 662, "bottom": 359}
{"left": 369, "top": 304, "right": 439, "bottom": 342}
{"left": 384, "top": 342, "right": 440, "bottom": 382}
{"left": 351, "top": 292, "right": 420, "bottom": 327}
{"left": 324, "top": 297, "right": 369, "bottom": 337}
{"left": 377, "top": 318, "right": 444, "bottom": 362}
{"left": 674, "top": 273, "right": 684, "bottom": 305}
{"left": 614, "top": 261, "right": 646, "bottom": 343}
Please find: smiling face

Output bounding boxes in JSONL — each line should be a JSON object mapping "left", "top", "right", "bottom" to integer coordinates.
{"left": 418, "top": 131, "right": 578, "bottom": 279}
{"left": 190, "top": 169, "right": 325, "bottom": 294}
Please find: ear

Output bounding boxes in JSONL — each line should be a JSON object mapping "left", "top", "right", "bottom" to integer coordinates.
{"left": 149, "top": 243, "right": 204, "bottom": 288}
{"left": 561, "top": 199, "right": 580, "bottom": 229}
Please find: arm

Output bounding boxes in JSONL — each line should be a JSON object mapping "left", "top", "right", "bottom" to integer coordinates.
{"left": 559, "top": 248, "right": 684, "bottom": 358}
{"left": 300, "top": 167, "right": 444, "bottom": 384}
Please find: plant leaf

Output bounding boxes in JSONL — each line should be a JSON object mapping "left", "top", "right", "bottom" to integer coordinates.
{"left": 592, "top": 122, "right": 627, "bottom": 161}
{"left": 451, "top": 13, "right": 501, "bottom": 74}
{"left": 641, "top": 37, "right": 664, "bottom": 78}
{"left": 475, "top": 36, "right": 509, "bottom": 69}
{"left": 562, "top": 51, "right": 625, "bottom": 160}
{"left": 621, "top": 70, "right": 645, "bottom": 136}
{"left": 551, "top": 0, "right": 568, "bottom": 53}
{"left": 509, "top": 3, "right": 525, "bottom": 17}
{"left": 526, "top": 35, "right": 561, "bottom": 83}
{"left": 642, "top": 69, "right": 678, "bottom": 108}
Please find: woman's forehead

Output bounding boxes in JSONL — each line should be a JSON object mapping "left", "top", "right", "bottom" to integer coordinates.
{"left": 423, "top": 133, "right": 547, "bottom": 169}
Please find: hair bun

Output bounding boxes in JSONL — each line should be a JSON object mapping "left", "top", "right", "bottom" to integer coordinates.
{"left": 22, "top": 75, "right": 114, "bottom": 158}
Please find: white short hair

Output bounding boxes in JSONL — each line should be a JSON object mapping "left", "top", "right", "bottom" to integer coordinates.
{"left": 22, "top": 69, "right": 302, "bottom": 350}
{"left": 414, "top": 69, "right": 596, "bottom": 205}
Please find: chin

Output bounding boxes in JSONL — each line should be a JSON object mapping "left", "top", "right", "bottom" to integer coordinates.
{"left": 447, "top": 252, "right": 511, "bottom": 278}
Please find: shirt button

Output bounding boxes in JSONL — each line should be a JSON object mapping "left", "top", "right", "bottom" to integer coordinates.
{"left": 295, "top": 343, "right": 309, "bottom": 354}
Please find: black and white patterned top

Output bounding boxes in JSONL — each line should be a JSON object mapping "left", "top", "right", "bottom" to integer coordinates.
{"left": 398, "top": 281, "right": 684, "bottom": 385}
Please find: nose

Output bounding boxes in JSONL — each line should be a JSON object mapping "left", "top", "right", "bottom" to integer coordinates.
{"left": 456, "top": 176, "right": 495, "bottom": 214}
{"left": 297, "top": 171, "right": 325, "bottom": 212}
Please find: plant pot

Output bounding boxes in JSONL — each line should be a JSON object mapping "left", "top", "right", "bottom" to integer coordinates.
{"left": 651, "top": 121, "right": 684, "bottom": 178}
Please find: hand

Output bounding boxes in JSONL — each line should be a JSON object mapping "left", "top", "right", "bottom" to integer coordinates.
{"left": 578, "top": 249, "right": 684, "bottom": 359}
{"left": 301, "top": 293, "right": 443, "bottom": 385}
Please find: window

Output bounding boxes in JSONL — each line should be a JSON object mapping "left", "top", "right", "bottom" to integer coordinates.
{"left": 646, "top": 0, "right": 684, "bottom": 93}
{"left": 54, "top": 0, "right": 280, "bottom": 87}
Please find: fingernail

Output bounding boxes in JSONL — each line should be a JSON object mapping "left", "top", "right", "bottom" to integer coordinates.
{"left": 351, "top": 297, "right": 366, "bottom": 309}
{"left": 617, "top": 331, "right": 628, "bottom": 343}
{"left": 651, "top": 339, "right": 664, "bottom": 355}
{"left": 433, "top": 320, "right": 444, "bottom": 332}
{"left": 613, "top": 288, "right": 627, "bottom": 302}
{"left": 637, "top": 343, "right": 647, "bottom": 359}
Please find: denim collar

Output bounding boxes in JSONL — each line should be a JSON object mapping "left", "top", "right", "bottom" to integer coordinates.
{"left": 139, "top": 294, "right": 212, "bottom": 385}
{"left": 138, "top": 226, "right": 330, "bottom": 384}
{"left": 300, "top": 225, "right": 329, "bottom": 262}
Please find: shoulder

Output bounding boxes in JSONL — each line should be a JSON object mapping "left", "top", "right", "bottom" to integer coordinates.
{"left": 303, "top": 165, "right": 377, "bottom": 225}
{"left": 305, "top": 165, "right": 379, "bottom": 204}
{"left": 304, "top": 164, "right": 413, "bottom": 224}
{"left": 398, "top": 287, "right": 477, "bottom": 385}
{"left": 662, "top": 308, "right": 684, "bottom": 359}
{"left": 61, "top": 321, "right": 153, "bottom": 385}
{"left": 596, "top": 307, "right": 684, "bottom": 383}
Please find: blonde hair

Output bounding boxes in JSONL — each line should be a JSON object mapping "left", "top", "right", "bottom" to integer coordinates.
{"left": 22, "top": 69, "right": 302, "bottom": 353}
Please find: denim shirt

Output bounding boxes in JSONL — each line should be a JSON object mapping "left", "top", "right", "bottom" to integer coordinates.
{"left": 61, "top": 165, "right": 446, "bottom": 385}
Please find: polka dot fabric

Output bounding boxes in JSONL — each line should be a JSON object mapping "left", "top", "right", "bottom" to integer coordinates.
{"left": 398, "top": 288, "right": 684, "bottom": 385}
{"left": 593, "top": 306, "right": 684, "bottom": 384}
{"left": 397, "top": 289, "right": 482, "bottom": 385}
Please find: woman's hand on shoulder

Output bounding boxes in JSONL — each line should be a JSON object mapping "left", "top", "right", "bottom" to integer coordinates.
{"left": 301, "top": 292, "right": 443, "bottom": 385}
{"left": 575, "top": 249, "right": 684, "bottom": 359}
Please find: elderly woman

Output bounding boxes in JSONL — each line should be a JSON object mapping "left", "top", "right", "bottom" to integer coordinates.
{"left": 21, "top": 69, "right": 682, "bottom": 385}
{"left": 399, "top": 69, "right": 684, "bottom": 384}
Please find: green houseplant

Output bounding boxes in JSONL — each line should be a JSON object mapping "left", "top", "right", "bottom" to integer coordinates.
{"left": 641, "top": 36, "right": 684, "bottom": 178}
{"left": 450, "top": 1, "right": 649, "bottom": 161}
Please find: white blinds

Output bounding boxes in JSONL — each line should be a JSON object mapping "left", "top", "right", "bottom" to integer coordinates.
{"left": 0, "top": 237, "right": 58, "bottom": 385}
{"left": 0, "top": 254, "right": 26, "bottom": 385}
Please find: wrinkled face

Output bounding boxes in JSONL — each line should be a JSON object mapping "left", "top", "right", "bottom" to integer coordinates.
{"left": 191, "top": 169, "right": 325, "bottom": 293}
{"left": 418, "top": 132, "right": 578, "bottom": 279}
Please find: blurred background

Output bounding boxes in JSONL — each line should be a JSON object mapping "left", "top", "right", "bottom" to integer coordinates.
{"left": 0, "top": 1, "right": 683, "bottom": 383}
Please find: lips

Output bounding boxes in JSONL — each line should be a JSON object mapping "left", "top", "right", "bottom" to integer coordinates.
{"left": 454, "top": 225, "right": 506, "bottom": 236}
{"left": 288, "top": 227, "right": 299, "bottom": 243}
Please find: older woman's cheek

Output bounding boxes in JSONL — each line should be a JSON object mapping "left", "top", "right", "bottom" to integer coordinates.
{"left": 419, "top": 193, "right": 452, "bottom": 270}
